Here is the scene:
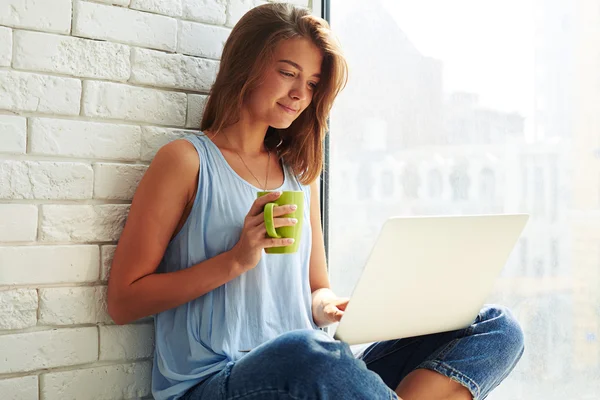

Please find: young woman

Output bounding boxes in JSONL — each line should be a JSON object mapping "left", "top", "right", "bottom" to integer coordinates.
{"left": 107, "top": 4, "right": 524, "bottom": 400}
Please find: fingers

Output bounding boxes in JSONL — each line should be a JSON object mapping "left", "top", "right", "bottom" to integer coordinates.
{"left": 249, "top": 216, "right": 298, "bottom": 232}
{"left": 329, "top": 309, "right": 344, "bottom": 322}
{"left": 247, "top": 205, "right": 297, "bottom": 228}
{"left": 272, "top": 217, "right": 298, "bottom": 229}
{"left": 272, "top": 204, "right": 298, "bottom": 217}
{"left": 248, "top": 191, "right": 281, "bottom": 217}
{"left": 323, "top": 302, "right": 346, "bottom": 322}
{"left": 262, "top": 237, "right": 295, "bottom": 249}
{"left": 336, "top": 298, "right": 350, "bottom": 311}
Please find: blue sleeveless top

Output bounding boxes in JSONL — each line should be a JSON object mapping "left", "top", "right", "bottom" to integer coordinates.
{"left": 151, "top": 133, "right": 318, "bottom": 400}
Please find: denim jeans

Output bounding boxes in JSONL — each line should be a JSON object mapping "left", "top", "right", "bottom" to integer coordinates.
{"left": 181, "top": 305, "right": 524, "bottom": 400}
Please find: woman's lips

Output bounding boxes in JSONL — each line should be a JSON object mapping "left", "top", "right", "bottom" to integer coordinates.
{"left": 278, "top": 103, "right": 298, "bottom": 114}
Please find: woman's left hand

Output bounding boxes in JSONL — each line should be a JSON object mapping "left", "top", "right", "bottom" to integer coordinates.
{"left": 321, "top": 296, "right": 350, "bottom": 324}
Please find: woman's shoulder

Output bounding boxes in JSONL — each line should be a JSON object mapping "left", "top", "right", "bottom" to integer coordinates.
{"left": 149, "top": 139, "right": 200, "bottom": 194}
{"left": 156, "top": 138, "right": 199, "bottom": 166}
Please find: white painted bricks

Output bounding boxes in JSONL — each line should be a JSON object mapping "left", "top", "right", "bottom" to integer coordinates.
{"left": 29, "top": 118, "right": 142, "bottom": 161}
{"left": 0, "top": 160, "right": 93, "bottom": 200}
{"left": 0, "top": 327, "right": 98, "bottom": 374}
{"left": 182, "top": 0, "right": 227, "bottom": 25}
{"left": 0, "top": 289, "right": 38, "bottom": 330}
{"left": 94, "top": 163, "right": 148, "bottom": 200}
{"left": 178, "top": 20, "right": 230, "bottom": 60}
{"left": 92, "top": 0, "right": 131, "bottom": 6}
{"left": 13, "top": 30, "right": 131, "bottom": 81}
{"left": 186, "top": 94, "right": 209, "bottom": 129}
{"left": 0, "top": 70, "right": 81, "bottom": 115}
{"left": 0, "top": 204, "right": 38, "bottom": 242}
{"left": 130, "top": 0, "right": 183, "bottom": 17}
{"left": 130, "top": 47, "right": 219, "bottom": 92}
{"left": 73, "top": 1, "right": 177, "bottom": 52}
{"left": 0, "top": 26, "right": 12, "bottom": 67}
{"left": 40, "top": 362, "right": 152, "bottom": 400}
{"left": 0, "top": 115, "right": 26, "bottom": 154}
{"left": 141, "top": 127, "right": 195, "bottom": 161}
{"left": 82, "top": 80, "right": 187, "bottom": 126}
{"left": 0, "top": 245, "right": 99, "bottom": 285}
{"left": 99, "top": 324, "right": 155, "bottom": 360}
{"left": 40, "top": 205, "right": 130, "bottom": 242}
{"left": 0, "top": 0, "right": 72, "bottom": 34}
{"left": 39, "top": 286, "right": 112, "bottom": 325}
{"left": 0, "top": 376, "right": 38, "bottom": 400}
{"left": 227, "top": 0, "right": 268, "bottom": 28}
{"left": 101, "top": 245, "right": 117, "bottom": 282}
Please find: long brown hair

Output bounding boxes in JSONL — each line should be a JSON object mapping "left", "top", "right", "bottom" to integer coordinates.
{"left": 200, "top": 3, "right": 348, "bottom": 185}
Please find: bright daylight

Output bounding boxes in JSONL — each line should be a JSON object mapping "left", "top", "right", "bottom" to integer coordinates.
{"left": 329, "top": 0, "right": 600, "bottom": 399}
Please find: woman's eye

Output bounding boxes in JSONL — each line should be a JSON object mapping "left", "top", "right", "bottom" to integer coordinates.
{"left": 309, "top": 82, "right": 318, "bottom": 89}
{"left": 280, "top": 71, "right": 294, "bottom": 77}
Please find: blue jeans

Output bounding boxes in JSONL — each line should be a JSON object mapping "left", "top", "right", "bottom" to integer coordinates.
{"left": 181, "top": 305, "right": 524, "bottom": 400}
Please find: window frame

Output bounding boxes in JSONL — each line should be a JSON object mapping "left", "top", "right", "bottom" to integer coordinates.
{"left": 320, "top": 0, "right": 331, "bottom": 263}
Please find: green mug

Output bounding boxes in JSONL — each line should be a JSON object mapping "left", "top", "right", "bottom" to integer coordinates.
{"left": 257, "top": 190, "right": 304, "bottom": 254}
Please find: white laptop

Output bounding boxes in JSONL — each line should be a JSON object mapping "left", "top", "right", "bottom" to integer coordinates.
{"left": 333, "top": 214, "right": 529, "bottom": 345}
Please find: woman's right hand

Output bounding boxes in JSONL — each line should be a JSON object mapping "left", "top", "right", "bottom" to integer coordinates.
{"left": 229, "top": 191, "right": 298, "bottom": 271}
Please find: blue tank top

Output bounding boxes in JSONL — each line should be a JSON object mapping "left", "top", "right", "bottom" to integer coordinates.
{"left": 151, "top": 133, "right": 318, "bottom": 400}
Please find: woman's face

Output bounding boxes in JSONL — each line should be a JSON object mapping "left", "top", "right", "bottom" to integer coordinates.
{"left": 245, "top": 37, "right": 323, "bottom": 129}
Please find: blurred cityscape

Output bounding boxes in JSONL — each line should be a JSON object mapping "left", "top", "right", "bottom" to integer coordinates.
{"left": 328, "top": 0, "right": 600, "bottom": 398}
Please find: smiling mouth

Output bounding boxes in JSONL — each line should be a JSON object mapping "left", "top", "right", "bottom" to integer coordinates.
{"left": 278, "top": 103, "right": 298, "bottom": 114}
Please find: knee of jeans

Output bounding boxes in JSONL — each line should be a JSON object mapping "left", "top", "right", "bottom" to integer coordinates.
{"left": 272, "top": 329, "right": 342, "bottom": 356}
{"left": 484, "top": 304, "right": 525, "bottom": 357}
{"left": 268, "top": 329, "right": 352, "bottom": 372}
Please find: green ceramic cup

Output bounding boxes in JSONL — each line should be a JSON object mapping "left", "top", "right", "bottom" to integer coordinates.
{"left": 257, "top": 190, "right": 304, "bottom": 254}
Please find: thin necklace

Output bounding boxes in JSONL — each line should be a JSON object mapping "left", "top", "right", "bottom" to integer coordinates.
{"left": 223, "top": 133, "right": 271, "bottom": 190}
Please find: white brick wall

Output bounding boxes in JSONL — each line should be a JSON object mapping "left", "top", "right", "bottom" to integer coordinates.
{"left": 13, "top": 30, "right": 131, "bottom": 81}
{"left": 100, "top": 324, "right": 155, "bottom": 360}
{"left": 130, "top": 48, "right": 219, "bottom": 92}
{"left": 0, "top": 327, "right": 98, "bottom": 373}
{"left": 0, "top": 289, "right": 38, "bottom": 330}
{"left": 0, "top": 204, "right": 38, "bottom": 242}
{"left": 0, "top": 376, "right": 39, "bottom": 400}
{"left": 0, "top": 70, "right": 82, "bottom": 115}
{"left": 0, "top": 245, "right": 99, "bottom": 285}
{"left": 41, "top": 361, "right": 152, "bottom": 400}
{"left": 82, "top": 80, "right": 187, "bottom": 125}
{"left": 0, "top": 0, "right": 72, "bottom": 34}
{"left": 0, "top": 27, "right": 12, "bottom": 67}
{"left": 0, "top": 0, "right": 312, "bottom": 397}
{"left": 0, "top": 160, "right": 94, "bottom": 200}
{"left": 0, "top": 115, "right": 27, "bottom": 154}
{"left": 73, "top": 1, "right": 178, "bottom": 52}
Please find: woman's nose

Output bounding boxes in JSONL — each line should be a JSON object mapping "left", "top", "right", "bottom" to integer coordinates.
{"left": 289, "top": 85, "right": 308, "bottom": 101}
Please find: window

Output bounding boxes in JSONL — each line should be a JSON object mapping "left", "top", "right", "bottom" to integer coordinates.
{"left": 449, "top": 166, "right": 470, "bottom": 201}
{"left": 550, "top": 239, "right": 559, "bottom": 275}
{"left": 520, "top": 238, "right": 528, "bottom": 275}
{"left": 400, "top": 165, "right": 420, "bottom": 199}
{"left": 533, "top": 257, "right": 545, "bottom": 277}
{"left": 381, "top": 170, "right": 395, "bottom": 197}
{"left": 427, "top": 169, "right": 443, "bottom": 198}
{"left": 480, "top": 167, "right": 496, "bottom": 201}
{"left": 327, "top": 0, "right": 600, "bottom": 397}
{"left": 534, "top": 166, "right": 545, "bottom": 217}
{"left": 356, "top": 162, "right": 373, "bottom": 200}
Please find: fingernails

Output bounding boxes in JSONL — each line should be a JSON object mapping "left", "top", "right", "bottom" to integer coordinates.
{"left": 290, "top": 204, "right": 297, "bottom": 210}
{"left": 273, "top": 191, "right": 281, "bottom": 196}
{"left": 287, "top": 238, "right": 295, "bottom": 244}
{"left": 290, "top": 218, "right": 298, "bottom": 224}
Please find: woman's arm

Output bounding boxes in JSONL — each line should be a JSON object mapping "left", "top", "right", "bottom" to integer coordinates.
{"left": 107, "top": 140, "right": 244, "bottom": 325}
{"left": 308, "top": 179, "right": 349, "bottom": 327}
